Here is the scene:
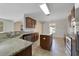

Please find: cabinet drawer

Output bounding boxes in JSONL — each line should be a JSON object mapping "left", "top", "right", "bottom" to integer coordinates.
{"left": 14, "top": 45, "right": 32, "bottom": 56}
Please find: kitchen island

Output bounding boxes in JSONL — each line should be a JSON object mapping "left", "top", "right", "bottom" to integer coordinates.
{"left": 40, "top": 34, "right": 52, "bottom": 51}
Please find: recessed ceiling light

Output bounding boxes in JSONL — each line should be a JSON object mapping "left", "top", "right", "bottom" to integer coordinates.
{"left": 40, "top": 3, "right": 50, "bottom": 15}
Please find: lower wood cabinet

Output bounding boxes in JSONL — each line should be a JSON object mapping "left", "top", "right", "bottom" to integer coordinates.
{"left": 14, "top": 45, "right": 32, "bottom": 56}
{"left": 22, "top": 33, "right": 39, "bottom": 42}
{"left": 31, "top": 33, "right": 39, "bottom": 42}
{"left": 40, "top": 35, "right": 52, "bottom": 51}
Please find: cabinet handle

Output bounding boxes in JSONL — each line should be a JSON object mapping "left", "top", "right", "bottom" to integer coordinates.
{"left": 43, "top": 37, "right": 46, "bottom": 40}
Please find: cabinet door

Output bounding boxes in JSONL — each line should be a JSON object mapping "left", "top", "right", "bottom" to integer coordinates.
{"left": 31, "top": 19, "right": 36, "bottom": 28}
{"left": 31, "top": 19, "right": 34, "bottom": 28}
{"left": 71, "top": 6, "right": 75, "bottom": 18}
{"left": 26, "top": 17, "right": 32, "bottom": 28}
{"left": 14, "top": 45, "right": 32, "bottom": 56}
{"left": 31, "top": 33, "right": 39, "bottom": 42}
{"left": 26, "top": 17, "right": 36, "bottom": 28}
{"left": 40, "top": 35, "right": 51, "bottom": 50}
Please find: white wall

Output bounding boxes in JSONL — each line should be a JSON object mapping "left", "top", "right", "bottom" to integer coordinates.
{"left": 34, "top": 21, "right": 43, "bottom": 34}
{"left": 0, "top": 18, "right": 14, "bottom": 32}
{"left": 54, "top": 19, "right": 68, "bottom": 37}
{"left": 42, "top": 22, "right": 50, "bottom": 35}
{"left": 42, "top": 19, "right": 68, "bottom": 38}
{"left": 14, "top": 21, "right": 22, "bottom": 31}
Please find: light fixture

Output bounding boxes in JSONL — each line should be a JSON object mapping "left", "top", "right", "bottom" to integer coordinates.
{"left": 40, "top": 3, "right": 50, "bottom": 15}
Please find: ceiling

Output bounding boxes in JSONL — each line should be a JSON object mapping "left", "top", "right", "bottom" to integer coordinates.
{"left": 0, "top": 3, "right": 74, "bottom": 22}
{"left": 75, "top": 3, "right": 79, "bottom": 9}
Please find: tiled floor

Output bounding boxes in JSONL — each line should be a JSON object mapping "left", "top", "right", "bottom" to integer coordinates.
{"left": 32, "top": 37, "right": 66, "bottom": 56}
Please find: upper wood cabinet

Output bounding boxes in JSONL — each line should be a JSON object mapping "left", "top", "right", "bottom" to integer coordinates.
{"left": 71, "top": 6, "right": 75, "bottom": 18}
{"left": 25, "top": 17, "right": 36, "bottom": 28}
{"left": 68, "top": 6, "right": 75, "bottom": 27}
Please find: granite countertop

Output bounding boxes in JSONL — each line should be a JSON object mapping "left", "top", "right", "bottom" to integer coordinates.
{"left": 0, "top": 33, "right": 32, "bottom": 56}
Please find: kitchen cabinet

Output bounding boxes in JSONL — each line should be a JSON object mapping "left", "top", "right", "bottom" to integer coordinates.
{"left": 71, "top": 6, "right": 75, "bottom": 18}
{"left": 66, "top": 6, "right": 76, "bottom": 56}
{"left": 68, "top": 6, "right": 75, "bottom": 27}
{"left": 76, "top": 6, "right": 79, "bottom": 56}
{"left": 40, "top": 35, "right": 52, "bottom": 51}
{"left": 22, "top": 33, "right": 39, "bottom": 42}
{"left": 14, "top": 45, "right": 32, "bottom": 56}
{"left": 25, "top": 17, "right": 36, "bottom": 28}
{"left": 71, "top": 6, "right": 76, "bottom": 56}
{"left": 31, "top": 33, "right": 39, "bottom": 42}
